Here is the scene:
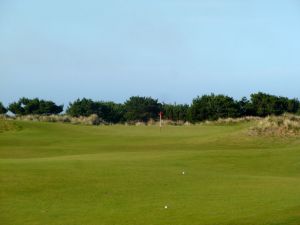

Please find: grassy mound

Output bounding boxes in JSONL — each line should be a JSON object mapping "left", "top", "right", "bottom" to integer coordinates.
{"left": 0, "top": 119, "right": 21, "bottom": 133}
{"left": 250, "top": 114, "right": 300, "bottom": 136}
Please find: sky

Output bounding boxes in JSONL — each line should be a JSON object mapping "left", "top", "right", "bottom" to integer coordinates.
{"left": 1, "top": 0, "right": 300, "bottom": 106}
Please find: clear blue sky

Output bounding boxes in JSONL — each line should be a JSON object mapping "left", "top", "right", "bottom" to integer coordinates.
{"left": 1, "top": 0, "right": 300, "bottom": 106}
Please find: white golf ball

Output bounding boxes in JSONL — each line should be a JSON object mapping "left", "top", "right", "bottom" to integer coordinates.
{"left": 164, "top": 205, "right": 168, "bottom": 209}
{"left": 182, "top": 171, "right": 185, "bottom": 175}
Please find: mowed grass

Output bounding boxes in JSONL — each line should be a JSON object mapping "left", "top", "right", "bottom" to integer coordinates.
{"left": 1, "top": 121, "right": 300, "bottom": 225}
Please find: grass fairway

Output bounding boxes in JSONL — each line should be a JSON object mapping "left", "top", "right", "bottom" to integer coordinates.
{"left": 1, "top": 121, "right": 300, "bottom": 225}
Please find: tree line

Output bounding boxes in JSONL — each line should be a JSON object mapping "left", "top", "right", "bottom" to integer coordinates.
{"left": 1, "top": 92, "right": 299, "bottom": 123}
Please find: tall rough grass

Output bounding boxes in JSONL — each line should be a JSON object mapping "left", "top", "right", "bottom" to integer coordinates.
{"left": 201, "top": 116, "right": 261, "bottom": 125}
{"left": 6, "top": 115, "right": 190, "bottom": 126}
{"left": 13, "top": 114, "right": 104, "bottom": 125}
{"left": 124, "top": 119, "right": 189, "bottom": 126}
{"left": 250, "top": 114, "right": 300, "bottom": 136}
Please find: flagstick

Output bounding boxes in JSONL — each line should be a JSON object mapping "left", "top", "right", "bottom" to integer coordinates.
{"left": 159, "top": 112, "right": 162, "bottom": 132}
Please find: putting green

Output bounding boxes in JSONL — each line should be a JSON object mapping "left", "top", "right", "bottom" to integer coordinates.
{"left": 1, "top": 120, "right": 300, "bottom": 225}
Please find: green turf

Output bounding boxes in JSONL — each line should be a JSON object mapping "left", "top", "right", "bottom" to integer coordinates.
{"left": 1, "top": 120, "right": 300, "bottom": 225}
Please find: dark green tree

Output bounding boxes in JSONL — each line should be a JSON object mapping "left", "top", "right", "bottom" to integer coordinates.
{"left": 250, "top": 92, "right": 298, "bottom": 116}
{"left": 39, "top": 100, "right": 64, "bottom": 115}
{"left": 66, "top": 98, "right": 96, "bottom": 117}
{"left": 0, "top": 102, "right": 7, "bottom": 114}
{"left": 8, "top": 98, "right": 63, "bottom": 115}
{"left": 162, "top": 103, "right": 189, "bottom": 121}
{"left": 98, "top": 102, "right": 125, "bottom": 123}
{"left": 189, "top": 94, "right": 240, "bottom": 122}
{"left": 8, "top": 101, "right": 24, "bottom": 115}
{"left": 124, "top": 96, "right": 161, "bottom": 122}
{"left": 287, "top": 99, "right": 300, "bottom": 114}
{"left": 66, "top": 99, "right": 125, "bottom": 123}
{"left": 237, "top": 97, "right": 255, "bottom": 116}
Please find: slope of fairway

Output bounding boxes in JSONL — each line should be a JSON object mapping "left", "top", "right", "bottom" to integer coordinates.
{"left": 1, "top": 121, "right": 300, "bottom": 225}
